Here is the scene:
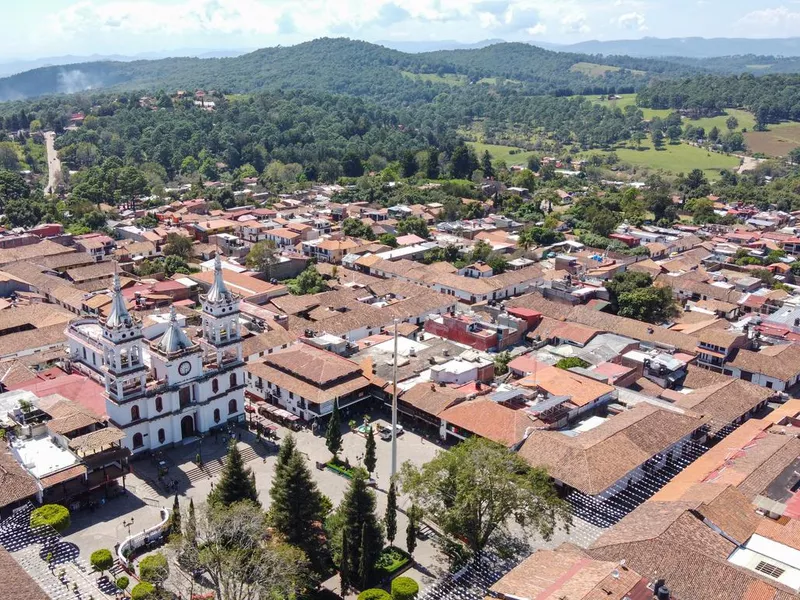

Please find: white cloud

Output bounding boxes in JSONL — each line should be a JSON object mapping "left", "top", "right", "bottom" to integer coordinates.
{"left": 737, "top": 6, "right": 800, "bottom": 36}
{"left": 561, "top": 12, "right": 590, "bottom": 34}
{"left": 615, "top": 11, "right": 647, "bottom": 31}
{"left": 527, "top": 23, "right": 547, "bottom": 35}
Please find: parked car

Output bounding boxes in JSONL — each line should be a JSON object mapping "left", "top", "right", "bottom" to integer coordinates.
{"left": 379, "top": 424, "right": 404, "bottom": 441}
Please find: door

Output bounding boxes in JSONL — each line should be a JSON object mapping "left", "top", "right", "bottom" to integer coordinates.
{"left": 181, "top": 415, "right": 195, "bottom": 439}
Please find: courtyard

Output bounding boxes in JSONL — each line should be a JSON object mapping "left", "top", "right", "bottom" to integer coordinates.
{"left": 46, "top": 409, "right": 602, "bottom": 599}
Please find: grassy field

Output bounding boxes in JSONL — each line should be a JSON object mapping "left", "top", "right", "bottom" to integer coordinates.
{"left": 570, "top": 63, "right": 646, "bottom": 78}
{"left": 581, "top": 94, "right": 671, "bottom": 121}
{"left": 745, "top": 122, "right": 800, "bottom": 157}
{"left": 467, "top": 142, "right": 536, "bottom": 166}
{"left": 683, "top": 109, "right": 756, "bottom": 134}
{"left": 586, "top": 140, "right": 740, "bottom": 180}
{"left": 400, "top": 71, "right": 466, "bottom": 86}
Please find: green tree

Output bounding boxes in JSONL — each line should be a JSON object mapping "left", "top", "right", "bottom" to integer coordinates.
{"left": 288, "top": 267, "right": 327, "bottom": 295}
{"left": 486, "top": 253, "right": 508, "bottom": 275}
{"left": 400, "top": 151, "right": 418, "bottom": 178}
{"left": 275, "top": 433, "right": 297, "bottom": 475}
{"left": 494, "top": 351, "right": 511, "bottom": 375}
{"left": 632, "top": 130, "right": 646, "bottom": 149}
{"left": 606, "top": 270, "right": 654, "bottom": 313}
{"left": 364, "top": 427, "right": 377, "bottom": 476}
{"left": 651, "top": 129, "right": 664, "bottom": 149}
{"left": 358, "top": 590, "right": 391, "bottom": 600}
{"left": 90, "top": 549, "right": 114, "bottom": 577}
{"left": 406, "top": 504, "right": 421, "bottom": 556}
{"left": 726, "top": 116, "right": 739, "bottom": 131}
{"left": 789, "top": 147, "right": 800, "bottom": 166}
{"left": 400, "top": 437, "right": 570, "bottom": 554}
{"left": 334, "top": 470, "right": 384, "bottom": 588}
{"left": 527, "top": 155, "right": 541, "bottom": 172}
{"left": 185, "top": 498, "right": 197, "bottom": 547}
{"left": 131, "top": 582, "right": 156, "bottom": 600}
{"left": 208, "top": 441, "right": 260, "bottom": 507}
{"left": 340, "top": 531, "right": 350, "bottom": 597}
{"left": 397, "top": 216, "right": 429, "bottom": 239}
{"left": 480, "top": 150, "right": 494, "bottom": 178}
{"left": 555, "top": 357, "right": 590, "bottom": 370}
{"left": 171, "top": 494, "right": 181, "bottom": 536}
{"left": 618, "top": 285, "right": 678, "bottom": 324}
{"left": 4, "top": 197, "right": 43, "bottom": 228}
{"left": 139, "top": 553, "right": 169, "bottom": 587}
{"left": 326, "top": 401, "right": 343, "bottom": 459}
{"left": 708, "top": 126, "right": 720, "bottom": 142}
{"left": 342, "top": 152, "right": 365, "bottom": 178}
{"left": 30, "top": 504, "right": 70, "bottom": 534}
{"left": 115, "top": 576, "right": 129, "bottom": 592}
{"left": 342, "top": 217, "right": 377, "bottom": 240}
{"left": 269, "top": 445, "right": 329, "bottom": 571}
{"left": 246, "top": 240, "right": 279, "bottom": 278}
{"left": 164, "top": 233, "right": 193, "bottom": 259}
{"left": 391, "top": 576, "right": 420, "bottom": 600}
{"left": 425, "top": 148, "right": 440, "bottom": 179}
{"left": 378, "top": 233, "right": 398, "bottom": 247}
{"left": 385, "top": 480, "right": 398, "bottom": 545}
{"left": 450, "top": 144, "right": 475, "bottom": 179}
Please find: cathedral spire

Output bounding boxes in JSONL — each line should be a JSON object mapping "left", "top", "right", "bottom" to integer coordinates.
{"left": 155, "top": 305, "right": 194, "bottom": 355}
{"left": 205, "top": 255, "right": 231, "bottom": 304}
{"left": 105, "top": 273, "right": 131, "bottom": 329}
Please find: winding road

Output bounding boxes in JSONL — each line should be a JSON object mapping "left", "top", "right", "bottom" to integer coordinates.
{"left": 43, "top": 131, "right": 60, "bottom": 195}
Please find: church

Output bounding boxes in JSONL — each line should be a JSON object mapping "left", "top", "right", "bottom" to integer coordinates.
{"left": 66, "top": 257, "right": 246, "bottom": 453}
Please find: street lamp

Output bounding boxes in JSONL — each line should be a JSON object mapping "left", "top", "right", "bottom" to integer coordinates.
{"left": 122, "top": 517, "right": 134, "bottom": 538}
{"left": 391, "top": 318, "right": 398, "bottom": 479}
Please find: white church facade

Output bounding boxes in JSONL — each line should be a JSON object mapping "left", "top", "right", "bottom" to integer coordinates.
{"left": 66, "top": 258, "right": 246, "bottom": 453}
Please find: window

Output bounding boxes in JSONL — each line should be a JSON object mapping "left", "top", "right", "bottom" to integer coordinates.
{"left": 214, "top": 409, "right": 221, "bottom": 423}
{"left": 755, "top": 561, "right": 785, "bottom": 579}
{"left": 289, "top": 392, "right": 294, "bottom": 400}
{"left": 228, "top": 399, "right": 237, "bottom": 414}
{"left": 212, "top": 378, "right": 219, "bottom": 393}
{"left": 158, "top": 429, "right": 165, "bottom": 444}
{"left": 229, "top": 373, "right": 237, "bottom": 388}
{"left": 132, "top": 432, "right": 144, "bottom": 449}
{"left": 131, "top": 405, "right": 140, "bottom": 421}
{"left": 155, "top": 396, "right": 163, "bottom": 412}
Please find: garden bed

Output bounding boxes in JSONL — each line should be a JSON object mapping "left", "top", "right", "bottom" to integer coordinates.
{"left": 325, "top": 458, "right": 358, "bottom": 479}
{"left": 375, "top": 546, "right": 412, "bottom": 579}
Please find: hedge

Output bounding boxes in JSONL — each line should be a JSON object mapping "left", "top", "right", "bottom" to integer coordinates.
{"left": 30, "top": 504, "right": 71, "bottom": 533}
{"left": 131, "top": 582, "right": 156, "bottom": 600}
{"left": 391, "top": 576, "right": 419, "bottom": 600}
{"left": 115, "top": 576, "right": 129, "bottom": 591}
{"left": 357, "top": 589, "right": 391, "bottom": 600}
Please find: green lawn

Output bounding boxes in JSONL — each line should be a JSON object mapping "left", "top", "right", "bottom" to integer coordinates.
{"left": 579, "top": 94, "right": 671, "bottom": 120}
{"left": 586, "top": 140, "right": 740, "bottom": 180}
{"left": 570, "top": 63, "right": 646, "bottom": 78}
{"left": 400, "top": 71, "right": 466, "bottom": 86}
{"left": 683, "top": 108, "right": 756, "bottom": 133}
{"left": 467, "top": 142, "right": 536, "bottom": 166}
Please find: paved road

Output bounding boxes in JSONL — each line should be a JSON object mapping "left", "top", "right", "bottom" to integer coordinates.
{"left": 43, "top": 131, "right": 60, "bottom": 195}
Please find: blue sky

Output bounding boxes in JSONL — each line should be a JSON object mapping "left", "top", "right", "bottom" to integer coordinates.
{"left": 3, "top": 0, "right": 800, "bottom": 58}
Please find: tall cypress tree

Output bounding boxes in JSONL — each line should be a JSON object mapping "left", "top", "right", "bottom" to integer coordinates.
{"left": 326, "top": 401, "right": 343, "bottom": 459}
{"left": 406, "top": 504, "right": 420, "bottom": 556}
{"left": 185, "top": 499, "right": 196, "bottom": 546}
{"left": 171, "top": 494, "right": 181, "bottom": 536}
{"left": 208, "top": 441, "right": 260, "bottom": 507}
{"left": 275, "top": 434, "right": 297, "bottom": 476}
{"left": 340, "top": 531, "right": 349, "bottom": 597}
{"left": 385, "top": 481, "right": 397, "bottom": 545}
{"left": 269, "top": 451, "right": 328, "bottom": 569}
{"left": 364, "top": 427, "right": 377, "bottom": 476}
{"left": 359, "top": 523, "right": 370, "bottom": 590}
{"left": 340, "top": 470, "right": 384, "bottom": 587}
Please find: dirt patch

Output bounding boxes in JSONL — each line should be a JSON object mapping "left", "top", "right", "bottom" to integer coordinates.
{"left": 745, "top": 124, "right": 800, "bottom": 157}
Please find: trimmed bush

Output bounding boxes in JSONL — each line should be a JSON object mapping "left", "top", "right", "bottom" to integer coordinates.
{"left": 391, "top": 576, "right": 419, "bottom": 600}
{"left": 115, "top": 576, "right": 129, "bottom": 591}
{"left": 139, "top": 552, "right": 169, "bottom": 585}
{"left": 131, "top": 581, "right": 156, "bottom": 600}
{"left": 90, "top": 549, "right": 114, "bottom": 575}
{"left": 357, "top": 590, "right": 391, "bottom": 600}
{"left": 30, "top": 504, "right": 71, "bottom": 533}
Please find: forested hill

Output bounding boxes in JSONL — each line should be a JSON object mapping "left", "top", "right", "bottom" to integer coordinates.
{"left": 0, "top": 37, "right": 699, "bottom": 102}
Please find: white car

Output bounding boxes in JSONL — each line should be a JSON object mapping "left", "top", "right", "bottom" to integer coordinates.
{"left": 379, "top": 424, "right": 404, "bottom": 440}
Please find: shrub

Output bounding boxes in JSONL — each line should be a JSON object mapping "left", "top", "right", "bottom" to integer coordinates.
{"left": 357, "top": 590, "right": 391, "bottom": 600}
{"left": 131, "top": 581, "right": 156, "bottom": 600}
{"left": 391, "top": 576, "right": 419, "bottom": 600}
{"left": 30, "top": 504, "right": 71, "bottom": 533}
{"left": 115, "top": 576, "right": 129, "bottom": 591}
{"left": 90, "top": 549, "right": 114, "bottom": 575}
{"left": 139, "top": 552, "right": 169, "bottom": 585}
